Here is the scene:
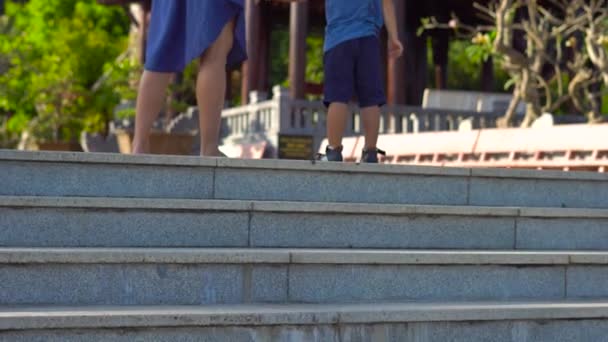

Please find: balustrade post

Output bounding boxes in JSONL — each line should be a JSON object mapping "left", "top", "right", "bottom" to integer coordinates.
{"left": 247, "top": 91, "right": 268, "bottom": 134}
{"left": 409, "top": 113, "right": 420, "bottom": 133}
{"left": 272, "top": 86, "right": 292, "bottom": 134}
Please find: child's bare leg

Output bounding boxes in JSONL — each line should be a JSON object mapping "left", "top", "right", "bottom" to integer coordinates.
{"left": 197, "top": 20, "right": 235, "bottom": 157}
{"left": 360, "top": 106, "right": 380, "bottom": 150}
{"left": 132, "top": 71, "right": 173, "bottom": 154}
{"left": 327, "top": 102, "right": 349, "bottom": 148}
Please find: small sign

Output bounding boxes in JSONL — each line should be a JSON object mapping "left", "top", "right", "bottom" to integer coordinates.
{"left": 278, "top": 134, "right": 314, "bottom": 160}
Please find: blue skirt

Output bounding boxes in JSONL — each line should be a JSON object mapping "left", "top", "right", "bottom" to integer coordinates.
{"left": 145, "top": 0, "right": 247, "bottom": 72}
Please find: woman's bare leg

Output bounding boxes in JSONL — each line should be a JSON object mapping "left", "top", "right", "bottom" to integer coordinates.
{"left": 196, "top": 20, "right": 235, "bottom": 156}
{"left": 132, "top": 71, "right": 173, "bottom": 154}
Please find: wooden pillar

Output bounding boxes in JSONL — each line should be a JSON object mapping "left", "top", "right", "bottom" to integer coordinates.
{"left": 257, "top": 5, "right": 271, "bottom": 92}
{"left": 289, "top": 1, "right": 308, "bottom": 100}
{"left": 432, "top": 31, "right": 449, "bottom": 89}
{"left": 402, "top": 1, "right": 427, "bottom": 105}
{"left": 481, "top": 57, "right": 494, "bottom": 92}
{"left": 241, "top": 0, "right": 261, "bottom": 104}
{"left": 404, "top": 30, "right": 427, "bottom": 105}
{"left": 139, "top": 0, "right": 152, "bottom": 65}
{"left": 387, "top": 0, "right": 407, "bottom": 106}
{"left": 414, "top": 34, "right": 428, "bottom": 104}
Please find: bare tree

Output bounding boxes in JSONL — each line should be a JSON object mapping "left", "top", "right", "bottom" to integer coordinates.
{"left": 422, "top": 0, "right": 608, "bottom": 126}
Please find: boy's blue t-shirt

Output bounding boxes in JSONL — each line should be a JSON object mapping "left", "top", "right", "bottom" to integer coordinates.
{"left": 324, "top": 0, "right": 384, "bottom": 52}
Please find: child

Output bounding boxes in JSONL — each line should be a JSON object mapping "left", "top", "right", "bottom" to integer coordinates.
{"left": 132, "top": 1, "right": 246, "bottom": 156}
{"left": 321, "top": 0, "right": 403, "bottom": 162}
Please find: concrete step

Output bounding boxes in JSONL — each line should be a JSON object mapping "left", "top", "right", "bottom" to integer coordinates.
{"left": 2, "top": 248, "right": 608, "bottom": 306}
{"left": 3, "top": 196, "right": 608, "bottom": 250}
{"left": 2, "top": 301, "right": 608, "bottom": 341}
{"left": 2, "top": 150, "right": 608, "bottom": 208}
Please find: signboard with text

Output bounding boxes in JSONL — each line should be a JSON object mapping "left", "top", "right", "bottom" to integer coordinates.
{"left": 278, "top": 134, "right": 314, "bottom": 160}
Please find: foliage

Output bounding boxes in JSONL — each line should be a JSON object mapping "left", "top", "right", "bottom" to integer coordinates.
{"left": 426, "top": 38, "right": 509, "bottom": 91}
{"left": 269, "top": 26, "right": 325, "bottom": 97}
{"left": 0, "top": 0, "right": 130, "bottom": 145}
{"left": 269, "top": 28, "right": 290, "bottom": 90}
{"left": 168, "top": 60, "right": 199, "bottom": 114}
{"left": 305, "top": 31, "right": 325, "bottom": 85}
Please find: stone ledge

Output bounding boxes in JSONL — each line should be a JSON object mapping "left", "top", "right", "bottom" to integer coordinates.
{"left": 471, "top": 167, "right": 608, "bottom": 181}
{"left": 0, "top": 248, "right": 290, "bottom": 264}
{"left": 216, "top": 157, "right": 470, "bottom": 176}
{"left": 2, "top": 300, "right": 608, "bottom": 331}
{"left": 0, "top": 196, "right": 253, "bottom": 212}
{"left": 4, "top": 196, "right": 608, "bottom": 218}
{"left": 0, "top": 150, "right": 218, "bottom": 167}
{"left": 4, "top": 149, "right": 607, "bottom": 181}
{"left": 519, "top": 207, "right": 608, "bottom": 218}
{"left": 2, "top": 248, "right": 608, "bottom": 265}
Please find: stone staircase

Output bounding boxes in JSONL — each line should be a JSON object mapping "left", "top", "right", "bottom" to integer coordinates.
{"left": 1, "top": 150, "right": 608, "bottom": 341}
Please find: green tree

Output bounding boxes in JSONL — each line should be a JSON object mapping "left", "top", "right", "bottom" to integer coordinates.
{"left": 0, "top": 0, "right": 129, "bottom": 147}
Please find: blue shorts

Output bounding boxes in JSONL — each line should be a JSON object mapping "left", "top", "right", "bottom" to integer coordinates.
{"left": 323, "top": 35, "right": 386, "bottom": 108}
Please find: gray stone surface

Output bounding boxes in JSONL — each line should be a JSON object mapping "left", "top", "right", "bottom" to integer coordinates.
{"left": 253, "top": 201, "right": 520, "bottom": 216}
{"left": 251, "top": 266, "right": 289, "bottom": 303}
{"left": 217, "top": 157, "right": 471, "bottom": 176}
{"left": 251, "top": 212, "right": 515, "bottom": 249}
{"left": 215, "top": 169, "right": 469, "bottom": 205}
{"left": 0, "top": 248, "right": 590, "bottom": 305}
{"left": 408, "top": 320, "right": 608, "bottom": 342}
{"left": 288, "top": 265, "right": 565, "bottom": 303}
{"left": 289, "top": 250, "right": 570, "bottom": 265}
{"left": 9, "top": 195, "right": 608, "bottom": 250}
{"left": 508, "top": 319, "right": 608, "bottom": 342}
{"left": 569, "top": 253, "right": 608, "bottom": 264}
{"left": 469, "top": 177, "right": 608, "bottom": 208}
{"left": 0, "top": 326, "right": 340, "bottom": 342}
{"left": 567, "top": 266, "right": 608, "bottom": 298}
{"left": 520, "top": 207, "right": 608, "bottom": 218}
{"left": 471, "top": 167, "right": 608, "bottom": 181}
{"left": 0, "top": 150, "right": 217, "bottom": 167}
{"left": 0, "top": 196, "right": 252, "bottom": 211}
{"left": 3, "top": 149, "right": 606, "bottom": 180}
{"left": 0, "top": 248, "right": 290, "bottom": 264}
{"left": 0, "top": 161, "right": 214, "bottom": 199}
{"left": 0, "top": 208, "right": 249, "bottom": 247}
{"left": 517, "top": 218, "right": 608, "bottom": 250}
{"left": 0, "top": 264, "right": 287, "bottom": 305}
{"left": 3, "top": 301, "right": 608, "bottom": 331}
{"left": 4, "top": 320, "right": 608, "bottom": 342}
{"left": 0, "top": 248, "right": 587, "bottom": 265}
{"left": 3, "top": 150, "right": 608, "bottom": 207}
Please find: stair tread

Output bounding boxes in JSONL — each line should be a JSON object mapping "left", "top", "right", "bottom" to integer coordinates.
{"left": 2, "top": 300, "right": 608, "bottom": 330}
{"left": 3, "top": 196, "right": 608, "bottom": 218}
{"left": 2, "top": 247, "right": 608, "bottom": 265}
{"left": 2, "top": 149, "right": 607, "bottom": 181}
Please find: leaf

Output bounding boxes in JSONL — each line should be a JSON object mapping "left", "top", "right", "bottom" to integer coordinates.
{"left": 504, "top": 77, "right": 517, "bottom": 91}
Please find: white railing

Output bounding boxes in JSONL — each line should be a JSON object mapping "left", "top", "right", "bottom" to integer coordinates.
{"left": 220, "top": 86, "right": 586, "bottom": 153}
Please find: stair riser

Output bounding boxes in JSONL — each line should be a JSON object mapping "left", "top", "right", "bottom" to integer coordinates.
{"left": 2, "top": 263, "right": 604, "bottom": 305}
{"left": 0, "top": 161, "right": 215, "bottom": 199}
{"left": 3, "top": 208, "right": 608, "bottom": 250}
{"left": 4, "top": 160, "right": 608, "bottom": 208}
{"left": 0, "top": 207, "right": 250, "bottom": 248}
{"left": 2, "top": 319, "right": 607, "bottom": 342}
